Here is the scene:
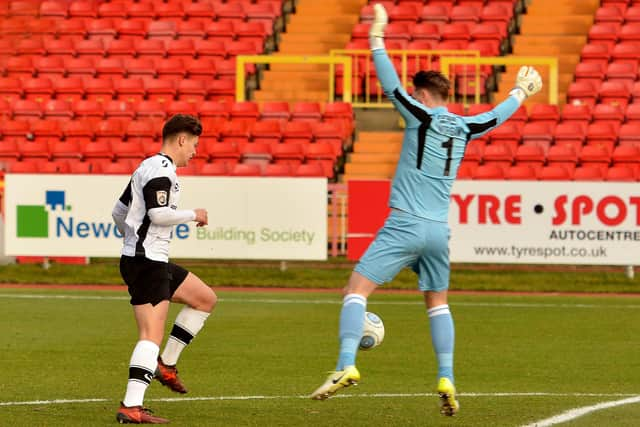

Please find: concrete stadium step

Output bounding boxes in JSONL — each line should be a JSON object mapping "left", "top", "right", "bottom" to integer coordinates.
{"left": 251, "top": 0, "right": 367, "bottom": 103}
{"left": 357, "top": 131, "right": 403, "bottom": 144}
{"left": 344, "top": 162, "right": 397, "bottom": 178}
{"left": 520, "top": 16, "right": 594, "bottom": 35}
{"left": 353, "top": 141, "right": 403, "bottom": 153}
{"left": 526, "top": 0, "right": 600, "bottom": 15}
{"left": 350, "top": 153, "right": 401, "bottom": 163}
{"left": 511, "top": 36, "right": 588, "bottom": 54}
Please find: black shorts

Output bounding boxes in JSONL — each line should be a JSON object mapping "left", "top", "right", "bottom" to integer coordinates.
{"left": 119, "top": 255, "right": 189, "bottom": 306}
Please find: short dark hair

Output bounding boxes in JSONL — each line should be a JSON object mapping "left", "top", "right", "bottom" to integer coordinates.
{"left": 162, "top": 114, "right": 203, "bottom": 141}
{"left": 413, "top": 71, "right": 450, "bottom": 101}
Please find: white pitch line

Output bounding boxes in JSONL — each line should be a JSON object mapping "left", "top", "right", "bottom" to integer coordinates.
{"left": 521, "top": 395, "right": 640, "bottom": 427}
{"left": 1, "top": 293, "right": 640, "bottom": 310}
{"left": 2, "top": 392, "right": 639, "bottom": 407}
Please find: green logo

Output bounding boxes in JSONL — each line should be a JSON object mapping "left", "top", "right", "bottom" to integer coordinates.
{"left": 16, "top": 191, "right": 70, "bottom": 238}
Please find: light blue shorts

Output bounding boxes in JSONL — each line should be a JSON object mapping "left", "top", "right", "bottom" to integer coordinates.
{"left": 354, "top": 209, "right": 450, "bottom": 292}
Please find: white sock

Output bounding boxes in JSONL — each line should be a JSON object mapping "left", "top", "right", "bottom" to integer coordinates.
{"left": 161, "top": 307, "right": 210, "bottom": 366}
{"left": 123, "top": 340, "right": 159, "bottom": 407}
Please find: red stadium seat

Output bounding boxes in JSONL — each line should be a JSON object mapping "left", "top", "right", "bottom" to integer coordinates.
{"left": 230, "top": 163, "right": 261, "bottom": 176}
{"left": 206, "top": 79, "right": 235, "bottom": 102}
{"left": 13, "top": 100, "right": 42, "bottom": 120}
{"left": 573, "top": 166, "right": 604, "bottom": 181}
{"left": 83, "top": 141, "right": 113, "bottom": 160}
{"left": 420, "top": 4, "right": 450, "bottom": 24}
{"left": 389, "top": 3, "right": 421, "bottom": 23}
{"left": 197, "top": 101, "right": 230, "bottom": 120}
{"left": 184, "top": 2, "right": 216, "bottom": 23}
{"left": 167, "top": 101, "right": 198, "bottom": 117}
{"left": 40, "top": 1, "right": 68, "bottom": 19}
{"left": 588, "top": 23, "right": 620, "bottom": 45}
{"left": 111, "top": 141, "right": 146, "bottom": 161}
{"left": 472, "top": 164, "right": 504, "bottom": 180}
{"left": 456, "top": 161, "right": 476, "bottom": 179}
{"left": 8, "top": 161, "right": 39, "bottom": 173}
{"left": 586, "top": 122, "right": 618, "bottom": 151}
{"left": 167, "top": 39, "right": 196, "bottom": 58}
{"left": 294, "top": 163, "right": 325, "bottom": 177}
{"left": 261, "top": 101, "right": 291, "bottom": 121}
{"left": 592, "top": 103, "right": 625, "bottom": 125}
{"left": 619, "top": 23, "right": 640, "bottom": 43}
{"left": 618, "top": 122, "right": 640, "bottom": 146}
{"left": 199, "top": 162, "right": 228, "bottom": 176}
{"left": 20, "top": 141, "right": 50, "bottom": 161}
{"left": 251, "top": 121, "right": 282, "bottom": 144}
{"left": 177, "top": 21, "right": 206, "bottom": 40}
{"left": 87, "top": 18, "right": 118, "bottom": 41}
{"left": 599, "top": 81, "right": 632, "bottom": 106}
{"left": 514, "top": 145, "right": 545, "bottom": 170}
{"left": 135, "top": 39, "right": 166, "bottom": 58}
{"left": 215, "top": 2, "right": 246, "bottom": 22}
{"left": 126, "top": 121, "right": 158, "bottom": 143}
{"left": 185, "top": 58, "right": 217, "bottom": 81}
{"left": 115, "top": 78, "right": 145, "bottom": 103}
{"left": 574, "top": 62, "right": 606, "bottom": 83}
{"left": 128, "top": 1, "right": 154, "bottom": 19}
{"left": 606, "top": 62, "right": 638, "bottom": 82}
{"left": 220, "top": 120, "right": 251, "bottom": 144}
{"left": 98, "top": 2, "right": 126, "bottom": 19}
{"left": 207, "top": 141, "right": 241, "bottom": 165}
{"left": 23, "top": 77, "right": 54, "bottom": 103}
{"left": 291, "top": 102, "right": 322, "bottom": 121}
{"left": 272, "top": 143, "right": 305, "bottom": 166}
{"left": 177, "top": 80, "right": 207, "bottom": 104}
{"left": 567, "top": 81, "right": 600, "bottom": 107}
{"left": 561, "top": 103, "right": 592, "bottom": 124}
{"left": 580, "top": 43, "right": 611, "bottom": 64}
{"left": 612, "top": 145, "right": 640, "bottom": 169}
{"left": 579, "top": 145, "right": 612, "bottom": 172}
{"left": 0, "top": 139, "right": 21, "bottom": 161}
{"left": 156, "top": 2, "right": 184, "bottom": 20}
{"left": 231, "top": 102, "right": 261, "bottom": 121}
{"left": 263, "top": 163, "right": 292, "bottom": 177}
{"left": 241, "top": 142, "right": 272, "bottom": 166}
{"left": 505, "top": 164, "right": 537, "bottom": 180}
{"left": 118, "top": 20, "right": 147, "bottom": 38}
{"left": 282, "top": 121, "right": 313, "bottom": 144}
{"left": 528, "top": 104, "right": 560, "bottom": 123}
{"left": 51, "top": 140, "right": 83, "bottom": 161}
{"left": 205, "top": 21, "right": 235, "bottom": 42}
{"left": 538, "top": 165, "right": 572, "bottom": 181}
{"left": 64, "top": 57, "right": 96, "bottom": 79}
{"left": 56, "top": 18, "right": 87, "bottom": 40}
{"left": 6, "top": 56, "right": 34, "bottom": 78}
{"left": 155, "top": 58, "right": 187, "bottom": 79}
{"left": 102, "top": 161, "right": 135, "bottom": 175}
{"left": 30, "top": 119, "right": 63, "bottom": 141}
{"left": 596, "top": 5, "right": 625, "bottom": 23}
{"left": 607, "top": 165, "right": 637, "bottom": 181}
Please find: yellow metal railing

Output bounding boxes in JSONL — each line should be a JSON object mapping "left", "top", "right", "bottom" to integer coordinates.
{"left": 329, "top": 49, "right": 480, "bottom": 108}
{"left": 440, "top": 56, "right": 559, "bottom": 105}
{"left": 235, "top": 55, "right": 353, "bottom": 103}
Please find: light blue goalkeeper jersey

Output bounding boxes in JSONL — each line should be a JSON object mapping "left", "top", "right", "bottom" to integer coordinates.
{"left": 372, "top": 48, "right": 521, "bottom": 222}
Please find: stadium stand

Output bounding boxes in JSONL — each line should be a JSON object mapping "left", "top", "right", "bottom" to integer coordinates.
{"left": 0, "top": 0, "right": 353, "bottom": 182}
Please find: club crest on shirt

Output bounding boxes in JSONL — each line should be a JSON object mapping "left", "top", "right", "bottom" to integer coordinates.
{"left": 156, "top": 190, "right": 168, "bottom": 206}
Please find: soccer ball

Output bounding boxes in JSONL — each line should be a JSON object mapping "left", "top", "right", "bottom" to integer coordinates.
{"left": 359, "top": 311, "right": 385, "bottom": 350}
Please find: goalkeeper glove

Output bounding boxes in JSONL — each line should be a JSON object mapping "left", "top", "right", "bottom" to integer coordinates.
{"left": 369, "top": 3, "right": 388, "bottom": 50}
{"left": 509, "top": 66, "right": 543, "bottom": 103}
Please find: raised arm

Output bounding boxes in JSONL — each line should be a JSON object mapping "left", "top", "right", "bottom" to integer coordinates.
{"left": 464, "top": 66, "right": 543, "bottom": 139}
{"left": 369, "top": 4, "right": 429, "bottom": 127}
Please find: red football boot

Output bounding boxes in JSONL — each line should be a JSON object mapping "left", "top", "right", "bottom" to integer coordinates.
{"left": 116, "top": 402, "right": 169, "bottom": 424}
{"left": 155, "top": 357, "right": 188, "bottom": 394}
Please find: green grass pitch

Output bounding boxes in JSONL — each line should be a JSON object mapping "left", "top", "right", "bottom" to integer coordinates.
{"left": 1, "top": 287, "right": 640, "bottom": 426}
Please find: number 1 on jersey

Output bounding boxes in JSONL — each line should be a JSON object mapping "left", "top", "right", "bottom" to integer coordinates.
{"left": 441, "top": 138, "right": 453, "bottom": 176}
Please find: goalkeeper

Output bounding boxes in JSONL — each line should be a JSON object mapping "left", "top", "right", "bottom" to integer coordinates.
{"left": 310, "top": 3, "right": 542, "bottom": 417}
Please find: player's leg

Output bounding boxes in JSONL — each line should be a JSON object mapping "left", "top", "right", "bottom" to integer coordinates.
{"left": 416, "top": 222, "right": 458, "bottom": 416}
{"left": 156, "top": 268, "right": 216, "bottom": 393}
{"left": 117, "top": 256, "right": 172, "bottom": 424}
{"left": 311, "top": 210, "right": 419, "bottom": 400}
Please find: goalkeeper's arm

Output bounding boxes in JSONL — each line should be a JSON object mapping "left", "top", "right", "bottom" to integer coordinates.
{"left": 464, "top": 66, "right": 543, "bottom": 139}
